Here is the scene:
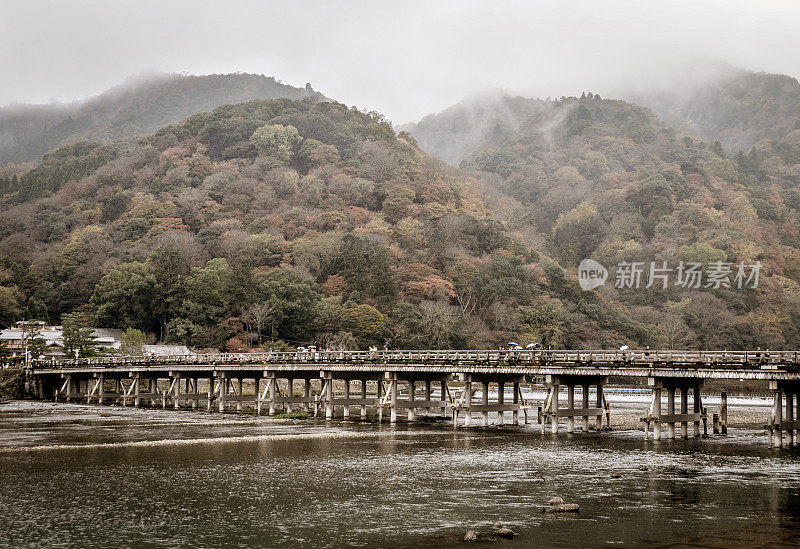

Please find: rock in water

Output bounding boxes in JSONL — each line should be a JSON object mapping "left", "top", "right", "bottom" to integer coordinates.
{"left": 493, "top": 527, "right": 516, "bottom": 539}
{"left": 463, "top": 530, "right": 480, "bottom": 542}
{"left": 638, "top": 465, "right": 649, "bottom": 471}
{"left": 610, "top": 472, "right": 623, "bottom": 478}
{"left": 542, "top": 503, "right": 580, "bottom": 513}
{"left": 548, "top": 496, "right": 564, "bottom": 505}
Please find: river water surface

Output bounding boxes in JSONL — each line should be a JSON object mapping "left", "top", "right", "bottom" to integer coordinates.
{"left": 1, "top": 400, "right": 799, "bottom": 548}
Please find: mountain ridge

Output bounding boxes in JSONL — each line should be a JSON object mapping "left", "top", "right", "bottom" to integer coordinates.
{"left": 3, "top": 70, "right": 800, "bottom": 351}
{"left": 0, "top": 73, "right": 325, "bottom": 165}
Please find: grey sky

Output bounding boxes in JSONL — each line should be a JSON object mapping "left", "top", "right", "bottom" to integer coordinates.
{"left": 1, "top": 0, "right": 799, "bottom": 124}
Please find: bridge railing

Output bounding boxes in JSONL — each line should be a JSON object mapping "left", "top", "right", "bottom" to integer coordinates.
{"left": 32, "top": 349, "right": 800, "bottom": 369}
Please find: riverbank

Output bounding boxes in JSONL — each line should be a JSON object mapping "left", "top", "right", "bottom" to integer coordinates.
{"left": 0, "top": 367, "right": 25, "bottom": 401}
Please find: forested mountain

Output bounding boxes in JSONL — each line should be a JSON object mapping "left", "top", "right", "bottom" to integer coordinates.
{"left": 405, "top": 69, "right": 800, "bottom": 165}
{"left": 637, "top": 68, "right": 800, "bottom": 154}
{"left": 3, "top": 78, "right": 800, "bottom": 352}
{"left": 400, "top": 95, "right": 551, "bottom": 166}
{"left": 0, "top": 73, "right": 323, "bottom": 165}
{"left": 407, "top": 91, "right": 800, "bottom": 349}
{"left": 2, "top": 96, "right": 648, "bottom": 351}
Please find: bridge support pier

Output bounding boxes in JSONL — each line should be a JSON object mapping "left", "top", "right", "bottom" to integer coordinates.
{"left": 84, "top": 374, "right": 105, "bottom": 405}
{"left": 133, "top": 375, "right": 141, "bottom": 407}
{"left": 361, "top": 380, "right": 368, "bottom": 419}
{"left": 408, "top": 381, "right": 416, "bottom": 421}
{"left": 497, "top": 382, "right": 505, "bottom": 425}
{"left": 379, "top": 373, "right": 449, "bottom": 423}
{"left": 62, "top": 375, "right": 74, "bottom": 402}
{"left": 769, "top": 381, "right": 800, "bottom": 448}
{"left": 453, "top": 374, "right": 525, "bottom": 428}
{"left": 314, "top": 373, "right": 382, "bottom": 420}
{"left": 172, "top": 373, "right": 181, "bottom": 409}
{"left": 343, "top": 380, "right": 350, "bottom": 419}
{"left": 644, "top": 377, "right": 706, "bottom": 440}
{"left": 542, "top": 375, "right": 607, "bottom": 435}
{"left": 268, "top": 374, "right": 276, "bottom": 415}
{"left": 257, "top": 373, "right": 316, "bottom": 416}
{"left": 460, "top": 380, "right": 472, "bottom": 427}
{"left": 218, "top": 373, "right": 227, "bottom": 413}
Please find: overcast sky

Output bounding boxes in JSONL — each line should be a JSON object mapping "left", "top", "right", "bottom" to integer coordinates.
{"left": 1, "top": 0, "right": 800, "bottom": 124}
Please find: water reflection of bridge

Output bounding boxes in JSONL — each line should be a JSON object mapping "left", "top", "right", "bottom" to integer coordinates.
{"left": 30, "top": 349, "right": 800, "bottom": 447}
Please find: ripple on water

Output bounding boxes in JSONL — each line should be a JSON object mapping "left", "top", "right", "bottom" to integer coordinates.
{"left": 1, "top": 404, "right": 800, "bottom": 547}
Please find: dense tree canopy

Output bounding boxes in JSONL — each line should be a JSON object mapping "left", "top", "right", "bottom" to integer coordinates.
{"left": 3, "top": 84, "right": 800, "bottom": 352}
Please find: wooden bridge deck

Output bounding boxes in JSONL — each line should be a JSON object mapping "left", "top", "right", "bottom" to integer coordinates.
{"left": 31, "top": 349, "right": 800, "bottom": 380}
{"left": 26, "top": 349, "right": 800, "bottom": 447}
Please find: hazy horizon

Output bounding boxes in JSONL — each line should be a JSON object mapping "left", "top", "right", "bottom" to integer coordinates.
{"left": 2, "top": 1, "right": 800, "bottom": 124}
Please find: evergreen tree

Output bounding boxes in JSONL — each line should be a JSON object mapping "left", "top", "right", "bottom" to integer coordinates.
{"left": 62, "top": 312, "right": 96, "bottom": 358}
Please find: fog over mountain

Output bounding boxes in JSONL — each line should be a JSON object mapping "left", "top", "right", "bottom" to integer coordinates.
{"left": 3, "top": 1, "right": 800, "bottom": 125}
{"left": 0, "top": 73, "right": 322, "bottom": 164}
{"left": 3, "top": 1, "right": 800, "bottom": 352}
{"left": 403, "top": 67, "right": 800, "bottom": 166}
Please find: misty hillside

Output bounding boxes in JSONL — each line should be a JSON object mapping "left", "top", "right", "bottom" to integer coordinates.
{"left": 0, "top": 96, "right": 700, "bottom": 351}
{"left": 2, "top": 94, "right": 800, "bottom": 351}
{"left": 406, "top": 69, "right": 800, "bottom": 165}
{"left": 638, "top": 68, "right": 800, "bottom": 154}
{"left": 407, "top": 91, "right": 800, "bottom": 349}
{"left": 0, "top": 73, "right": 324, "bottom": 165}
{"left": 399, "top": 95, "right": 552, "bottom": 166}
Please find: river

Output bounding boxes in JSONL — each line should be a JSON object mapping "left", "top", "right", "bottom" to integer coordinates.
{"left": 1, "top": 399, "right": 799, "bottom": 548}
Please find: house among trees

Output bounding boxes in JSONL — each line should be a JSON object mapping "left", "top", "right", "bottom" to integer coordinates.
{"left": 0, "top": 321, "right": 124, "bottom": 359}
{"left": 0, "top": 321, "right": 65, "bottom": 357}
{"left": 143, "top": 344, "right": 195, "bottom": 357}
